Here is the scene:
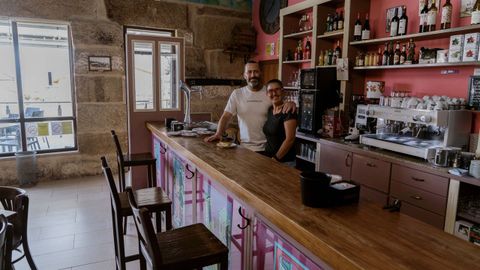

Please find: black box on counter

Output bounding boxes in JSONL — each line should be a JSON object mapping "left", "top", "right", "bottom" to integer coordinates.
{"left": 329, "top": 181, "right": 360, "bottom": 206}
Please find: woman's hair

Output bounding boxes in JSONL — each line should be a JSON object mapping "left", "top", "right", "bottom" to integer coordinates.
{"left": 266, "top": 79, "right": 283, "bottom": 88}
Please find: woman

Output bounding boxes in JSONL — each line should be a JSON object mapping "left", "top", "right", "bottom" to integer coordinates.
{"left": 262, "top": 79, "right": 297, "bottom": 165}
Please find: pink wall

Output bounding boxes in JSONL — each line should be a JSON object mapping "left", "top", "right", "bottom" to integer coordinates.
{"left": 253, "top": 0, "right": 304, "bottom": 61}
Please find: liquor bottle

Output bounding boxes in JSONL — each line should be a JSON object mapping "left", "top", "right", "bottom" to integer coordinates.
{"left": 296, "top": 40, "right": 303, "bottom": 60}
{"left": 382, "top": 43, "right": 389, "bottom": 66}
{"left": 333, "top": 13, "right": 338, "bottom": 31}
{"left": 318, "top": 50, "right": 324, "bottom": 66}
{"left": 327, "top": 49, "right": 333, "bottom": 65}
{"left": 390, "top": 8, "right": 399, "bottom": 37}
{"left": 407, "top": 39, "right": 416, "bottom": 64}
{"left": 441, "top": 0, "right": 452, "bottom": 29}
{"left": 338, "top": 11, "right": 344, "bottom": 30}
{"left": 377, "top": 48, "right": 383, "bottom": 66}
{"left": 304, "top": 37, "right": 311, "bottom": 59}
{"left": 419, "top": 2, "right": 429, "bottom": 32}
{"left": 398, "top": 6, "right": 408, "bottom": 35}
{"left": 472, "top": 0, "right": 480, "bottom": 25}
{"left": 362, "top": 13, "right": 371, "bottom": 40}
{"left": 400, "top": 44, "right": 407, "bottom": 64}
{"left": 354, "top": 12, "right": 362, "bottom": 41}
{"left": 334, "top": 40, "right": 342, "bottom": 61}
{"left": 388, "top": 42, "right": 394, "bottom": 65}
{"left": 323, "top": 49, "right": 329, "bottom": 65}
{"left": 57, "top": 105, "right": 62, "bottom": 116}
{"left": 427, "top": 0, "right": 438, "bottom": 32}
{"left": 394, "top": 42, "right": 401, "bottom": 65}
{"left": 328, "top": 13, "right": 334, "bottom": 32}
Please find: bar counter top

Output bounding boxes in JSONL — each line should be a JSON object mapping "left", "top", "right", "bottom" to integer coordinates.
{"left": 147, "top": 122, "right": 479, "bottom": 270}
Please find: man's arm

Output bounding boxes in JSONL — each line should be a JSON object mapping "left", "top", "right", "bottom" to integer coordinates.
{"left": 282, "top": 101, "right": 297, "bottom": 114}
{"left": 204, "top": 111, "right": 233, "bottom": 142}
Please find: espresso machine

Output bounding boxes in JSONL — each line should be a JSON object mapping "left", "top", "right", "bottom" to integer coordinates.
{"left": 358, "top": 105, "right": 472, "bottom": 160}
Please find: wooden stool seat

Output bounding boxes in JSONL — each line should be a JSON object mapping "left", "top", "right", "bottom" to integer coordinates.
{"left": 126, "top": 188, "right": 229, "bottom": 270}
{"left": 152, "top": 224, "right": 229, "bottom": 269}
{"left": 123, "top": 152, "right": 156, "bottom": 167}
{"left": 101, "top": 157, "right": 172, "bottom": 270}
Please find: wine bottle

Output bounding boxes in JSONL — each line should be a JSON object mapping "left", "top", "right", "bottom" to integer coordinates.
{"left": 420, "top": 2, "right": 429, "bottom": 33}
{"left": 377, "top": 48, "right": 383, "bottom": 66}
{"left": 400, "top": 44, "right": 407, "bottom": 65}
{"left": 304, "top": 37, "right": 311, "bottom": 60}
{"left": 327, "top": 50, "right": 333, "bottom": 65}
{"left": 427, "top": 0, "right": 438, "bottom": 32}
{"left": 394, "top": 42, "right": 401, "bottom": 65}
{"left": 333, "top": 13, "right": 338, "bottom": 31}
{"left": 335, "top": 40, "right": 342, "bottom": 60}
{"left": 323, "top": 49, "right": 329, "bottom": 66}
{"left": 362, "top": 13, "right": 371, "bottom": 40}
{"left": 296, "top": 40, "right": 303, "bottom": 60}
{"left": 407, "top": 39, "right": 416, "bottom": 64}
{"left": 388, "top": 42, "right": 394, "bottom": 65}
{"left": 398, "top": 6, "right": 408, "bottom": 35}
{"left": 338, "top": 11, "right": 344, "bottom": 30}
{"left": 318, "top": 50, "right": 324, "bottom": 66}
{"left": 382, "top": 43, "right": 389, "bottom": 66}
{"left": 472, "top": 0, "right": 480, "bottom": 25}
{"left": 441, "top": 0, "right": 452, "bottom": 29}
{"left": 326, "top": 13, "right": 332, "bottom": 32}
{"left": 354, "top": 12, "right": 362, "bottom": 41}
{"left": 390, "top": 8, "right": 399, "bottom": 37}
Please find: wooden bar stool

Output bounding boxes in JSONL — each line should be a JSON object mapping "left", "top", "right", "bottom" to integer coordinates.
{"left": 111, "top": 130, "right": 157, "bottom": 191}
{"left": 0, "top": 214, "right": 13, "bottom": 270}
{"left": 0, "top": 187, "right": 37, "bottom": 270}
{"left": 126, "top": 187, "right": 229, "bottom": 270}
{"left": 101, "top": 157, "right": 172, "bottom": 270}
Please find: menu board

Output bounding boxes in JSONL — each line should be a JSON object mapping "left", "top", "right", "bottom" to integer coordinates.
{"left": 468, "top": 76, "right": 480, "bottom": 110}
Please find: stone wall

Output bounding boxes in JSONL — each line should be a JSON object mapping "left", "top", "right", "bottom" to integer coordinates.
{"left": 0, "top": 0, "right": 250, "bottom": 184}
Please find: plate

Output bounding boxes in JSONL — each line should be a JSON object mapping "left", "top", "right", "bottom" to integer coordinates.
{"left": 181, "top": 132, "right": 198, "bottom": 137}
{"left": 192, "top": 127, "right": 208, "bottom": 132}
{"left": 196, "top": 130, "right": 215, "bottom": 135}
{"left": 216, "top": 142, "right": 237, "bottom": 149}
{"left": 167, "top": 131, "right": 182, "bottom": 136}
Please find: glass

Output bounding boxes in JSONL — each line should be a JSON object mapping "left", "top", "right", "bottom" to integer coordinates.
{"left": 159, "top": 43, "right": 179, "bottom": 110}
{"left": 25, "top": 120, "right": 75, "bottom": 151}
{"left": 17, "top": 22, "right": 73, "bottom": 118}
{"left": 0, "top": 19, "right": 19, "bottom": 120}
{"left": 133, "top": 41, "right": 155, "bottom": 110}
{"left": 0, "top": 123, "right": 20, "bottom": 154}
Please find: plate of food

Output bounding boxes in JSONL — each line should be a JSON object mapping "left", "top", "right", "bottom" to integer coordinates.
{"left": 192, "top": 127, "right": 208, "bottom": 132}
{"left": 181, "top": 131, "right": 198, "bottom": 137}
{"left": 216, "top": 141, "right": 237, "bottom": 148}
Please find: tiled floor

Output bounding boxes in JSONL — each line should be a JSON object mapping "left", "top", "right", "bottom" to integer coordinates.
{"left": 13, "top": 175, "right": 141, "bottom": 270}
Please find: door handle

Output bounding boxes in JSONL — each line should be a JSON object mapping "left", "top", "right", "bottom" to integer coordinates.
{"left": 410, "top": 195, "right": 422, "bottom": 200}
{"left": 366, "top": 162, "right": 377, "bottom": 168}
{"left": 237, "top": 207, "right": 251, "bottom": 230}
{"left": 345, "top": 153, "right": 352, "bottom": 167}
{"left": 185, "top": 164, "right": 195, "bottom": 179}
{"left": 411, "top": 177, "right": 425, "bottom": 182}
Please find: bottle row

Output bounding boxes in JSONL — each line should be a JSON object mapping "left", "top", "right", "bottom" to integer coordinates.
{"left": 318, "top": 41, "right": 342, "bottom": 66}
{"left": 325, "top": 11, "right": 344, "bottom": 33}
{"left": 285, "top": 38, "right": 312, "bottom": 61}
{"left": 355, "top": 40, "right": 416, "bottom": 67}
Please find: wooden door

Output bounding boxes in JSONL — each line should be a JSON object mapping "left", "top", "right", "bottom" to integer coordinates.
{"left": 260, "top": 60, "right": 280, "bottom": 84}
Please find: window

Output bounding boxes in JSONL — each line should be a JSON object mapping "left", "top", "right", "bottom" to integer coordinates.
{"left": 126, "top": 28, "right": 181, "bottom": 112}
{"left": 0, "top": 19, "right": 76, "bottom": 156}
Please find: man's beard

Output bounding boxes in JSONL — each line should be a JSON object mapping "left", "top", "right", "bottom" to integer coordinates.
{"left": 247, "top": 77, "right": 260, "bottom": 88}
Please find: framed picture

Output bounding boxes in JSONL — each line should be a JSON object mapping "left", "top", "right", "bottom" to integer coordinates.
{"left": 461, "top": 0, "right": 475, "bottom": 17}
{"left": 418, "top": 0, "right": 441, "bottom": 15}
{"left": 386, "top": 6, "right": 404, "bottom": 33}
{"left": 88, "top": 56, "right": 112, "bottom": 71}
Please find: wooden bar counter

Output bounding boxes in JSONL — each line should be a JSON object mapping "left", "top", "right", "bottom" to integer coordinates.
{"left": 147, "top": 122, "right": 479, "bottom": 270}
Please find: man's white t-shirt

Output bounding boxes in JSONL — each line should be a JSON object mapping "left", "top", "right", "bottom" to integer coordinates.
{"left": 224, "top": 86, "right": 271, "bottom": 152}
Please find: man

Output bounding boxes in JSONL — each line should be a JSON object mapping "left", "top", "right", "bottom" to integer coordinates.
{"left": 205, "top": 60, "right": 295, "bottom": 152}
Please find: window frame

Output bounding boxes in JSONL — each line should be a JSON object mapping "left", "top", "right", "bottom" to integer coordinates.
{"left": 0, "top": 18, "right": 77, "bottom": 157}
{"left": 131, "top": 39, "right": 157, "bottom": 112}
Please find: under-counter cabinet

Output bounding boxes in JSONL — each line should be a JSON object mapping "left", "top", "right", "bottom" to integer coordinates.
{"left": 351, "top": 154, "right": 391, "bottom": 205}
{"left": 318, "top": 144, "right": 352, "bottom": 180}
{"left": 390, "top": 165, "right": 448, "bottom": 229}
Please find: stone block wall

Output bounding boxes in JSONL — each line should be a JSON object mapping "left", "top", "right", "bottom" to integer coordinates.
{"left": 0, "top": 0, "right": 250, "bottom": 184}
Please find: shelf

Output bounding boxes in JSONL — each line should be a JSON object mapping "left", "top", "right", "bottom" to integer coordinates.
{"left": 284, "top": 86, "right": 300, "bottom": 90}
{"left": 296, "top": 132, "right": 321, "bottom": 143}
{"left": 284, "top": 30, "right": 313, "bottom": 39}
{"left": 317, "top": 30, "right": 344, "bottom": 40}
{"left": 316, "top": 65, "right": 336, "bottom": 69}
{"left": 353, "top": 61, "right": 480, "bottom": 70}
{"left": 457, "top": 212, "right": 480, "bottom": 225}
{"left": 296, "top": 155, "right": 315, "bottom": 164}
{"left": 283, "top": 59, "right": 312, "bottom": 64}
{"left": 349, "top": 24, "right": 480, "bottom": 46}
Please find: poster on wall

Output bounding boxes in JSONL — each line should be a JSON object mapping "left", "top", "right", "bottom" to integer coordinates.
{"left": 461, "top": 0, "right": 475, "bottom": 17}
{"left": 419, "top": 0, "right": 441, "bottom": 15}
{"left": 386, "top": 6, "right": 404, "bottom": 33}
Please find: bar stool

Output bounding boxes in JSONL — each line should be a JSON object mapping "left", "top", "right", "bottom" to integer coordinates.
{"left": 126, "top": 187, "right": 229, "bottom": 270}
{"left": 0, "top": 187, "right": 37, "bottom": 270}
{"left": 0, "top": 214, "right": 13, "bottom": 270}
{"left": 101, "top": 157, "right": 172, "bottom": 270}
{"left": 110, "top": 130, "right": 156, "bottom": 191}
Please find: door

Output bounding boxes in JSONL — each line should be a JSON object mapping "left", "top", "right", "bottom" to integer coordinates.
{"left": 126, "top": 31, "right": 185, "bottom": 188}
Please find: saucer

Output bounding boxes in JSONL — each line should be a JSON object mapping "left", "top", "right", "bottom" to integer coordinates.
{"left": 216, "top": 142, "right": 237, "bottom": 149}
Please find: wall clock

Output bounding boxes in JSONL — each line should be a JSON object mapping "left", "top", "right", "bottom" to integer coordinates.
{"left": 260, "top": 0, "right": 288, "bottom": 35}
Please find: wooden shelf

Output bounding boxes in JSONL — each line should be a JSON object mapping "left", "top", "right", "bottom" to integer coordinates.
{"left": 284, "top": 30, "right": 313, "bottom": 39}
{"left": 296, "top": 155, "right": 315, "bottom": 164}
{"left": 350, "top": 24, "right": 480, "bottom": 46}
{"left": 353, "top": 61, "right": 480, "bottom": 70}
{"left": 317, "top": 30, "right": 344, "bottom": 40}
{"left": 296, "top": 132, "right": 321, "bottom": 143}
{"left": 283, "top": 59, "right": 312, "bottom": 64}
{"left": 316, "top": 65, "right": 336, "bottom": 69}
{"left": 457, "top": 212, "right": 480, "bottom": 225}
{"left": 284, "top": 86, "right": 300, "bottom": 90}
